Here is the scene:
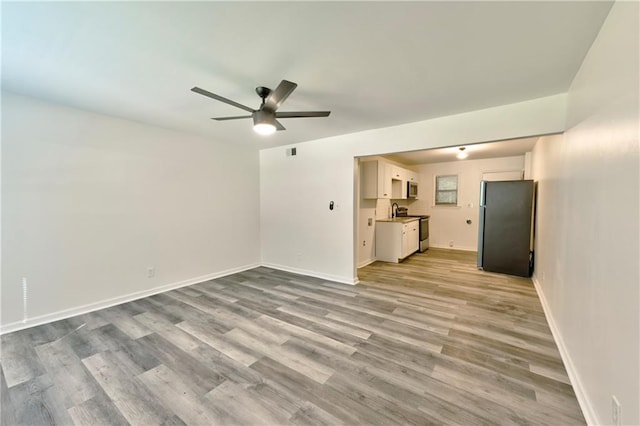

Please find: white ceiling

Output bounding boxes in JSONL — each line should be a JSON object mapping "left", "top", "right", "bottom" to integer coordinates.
{"left": 2, "top": 2, "right": 612, "bottom": 149}
{"left": 383, "top": 136, "right": 541, "bottom": 165}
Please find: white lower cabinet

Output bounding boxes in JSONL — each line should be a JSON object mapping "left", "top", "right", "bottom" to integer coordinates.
{"left": 402, "top": 220, "right": 419, "bottom": 258}
{"left": 375, "top": 219, "right": 419, "bottom": 263}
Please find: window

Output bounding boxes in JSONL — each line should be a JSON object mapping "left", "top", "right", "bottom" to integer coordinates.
{"left": 435, "top": 175, "right": 458, "bottom": 205}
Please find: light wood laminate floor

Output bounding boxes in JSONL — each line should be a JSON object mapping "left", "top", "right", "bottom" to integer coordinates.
{"left": 1, "top": 248, "right": 584, "bottom": 425}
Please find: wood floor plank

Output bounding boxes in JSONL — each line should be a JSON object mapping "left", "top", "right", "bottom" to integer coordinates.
{"left": 0, "top": 364, "right": 18, "bottom": 425}
{"left": 288, "top": 401, "right": 345, "bottom": 426}
{"left": 6, "top": 374, "right": 74, "bottom": 426}
{"left": 90, "top": 324, "right": 162, "bottom": 372}
{"left": 0, "top": 331, "right": 46, "bottom": 388}
{"left": 447, "top": 328, "right": 566, "bottom": 372}
{"left": 135, "top": 333, "right": 225, "bottom": 394}
{"left": 177, "top": 320, "right": 262, "bottom": 367}
{"left": 441, "top": 343, "right": 574, "bottom": 396}
{"left": 353, "top": 333, "right": 438, "bottom": 377}
{"left": 33, "top": 339, "right": 102, "bottom": 408}
{"left": 186, "top": 343, "right": 265, "bottom": 387}
{"left": 529, "top": 362, "right": 571, "bottom": 384}
{"left": 205, "top": 380, "right": 292, "bottom": 425}
{"left": 63, "top": 326, "right": 111, "bottom": 360}
{"left": 244, "top": 380, "right": 312, "bottom": 422}
{"left": 250, "top": 357, "right": 380, "bottom": 425}
{"left": 225, "top": 327, "right": 335, "bottom": 384}
{"left": 325, "top": 372, "right": 430, "bottom": 425}
{"left": 133, "top": 311, "right": 202, "bottom": 352}
{"left": 327, "top": 310, "right": 444, "bottom": 353}
{"left": 534, "top": 388, "right": 586, "bottom": 422}
{"left": 138, "top": 364, "right": 225, "bottom": 425}
{"left": 96, "top": 305, "right": 153, "bottom": 340}
{"left": 259, "top": 314, "right": 357, "bottom": 356}
{"left": 67, "top": 394, "right": 129, "bottom": 426}
{"left": 277, "top": 304, "right": 372, "bottom": 340}
{"left": 161, "top": 292, "right": 240, "bottom": 332}
{"left": 82, "top": 351, "right": 184, "bottom": 425}
{"left": 237, "top": 280, "right": 302, "bottom": 301}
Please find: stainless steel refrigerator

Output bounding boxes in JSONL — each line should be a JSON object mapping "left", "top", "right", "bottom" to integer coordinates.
{"left": 477, "top": 180, "right": 535, "bottom": 277}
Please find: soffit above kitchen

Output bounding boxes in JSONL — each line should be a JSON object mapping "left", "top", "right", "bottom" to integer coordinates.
{"left": 384, "top": 136, "right": 541, "bottom": 165}
{"left": 1, "top": 2, "right": 613, "bottom": 149}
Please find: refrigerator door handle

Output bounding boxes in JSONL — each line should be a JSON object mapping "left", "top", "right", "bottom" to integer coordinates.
{"left": 477, "top": 181, "right": 487, "bottom": 269}
{"left": 477, "top": 205, "right": 486, "bottom": 269}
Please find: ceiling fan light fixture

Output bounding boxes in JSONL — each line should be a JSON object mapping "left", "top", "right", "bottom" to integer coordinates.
{"left": 253, "top": 110, "right": 276, "bottom": 135}
{"left": 457, "top": 147, "right": 468, "bottom": 159}
{"left": 253, "top": 122, "right": 276, "bottom": 135}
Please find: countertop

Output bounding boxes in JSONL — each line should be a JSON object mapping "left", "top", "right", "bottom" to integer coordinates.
{"left": 376, "top": 217, "right": 420, "bottom": 224}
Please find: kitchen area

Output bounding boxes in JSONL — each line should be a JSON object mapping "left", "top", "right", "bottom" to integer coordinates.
{"left": 375, "top": 207, "right": 429, "bottom": 263}
{"left": 356, "top": 139, "right": 535, "bottom": 272}
{"left": 358, "top": 158, "right": 429, "bottom": 265}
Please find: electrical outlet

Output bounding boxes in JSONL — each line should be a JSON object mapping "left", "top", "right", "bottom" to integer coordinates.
{"left": 147, "top": 267, "right": 155, "bottom": 278}
{"left": 363, "top": 240, "right": 366, "bottom": 246}
{"left": 449, "top": 241, "right": 454, "bottom": 247}
{"left": 612, "top": 395, "right": 621, "bottom": 426}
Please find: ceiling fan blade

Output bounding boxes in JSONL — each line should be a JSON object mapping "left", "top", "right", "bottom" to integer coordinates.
{"left": 211, "top": 115, "right": 253, "bottom": 121}
{"left": 275, "top": 111, "right": 331, "bottom": 118}
{"left": 264, "top": 80, "right": 297, "bottom": 111}
{"left": 191, "top": 87, "right": 255, "bottom": 113}
{"left": 274, "top": 120, "right": 286, "bottom": 131}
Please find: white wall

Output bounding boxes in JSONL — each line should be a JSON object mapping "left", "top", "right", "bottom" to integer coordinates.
{"left": 357, "top": 198, "right": 376, "bottom": 267}
{"left": 260, "top": 93, "right": 567, "bottom": 284}
{"left": 531, "top": 2, "right": 639, "bottom": 424}
{"left": 1, "top": 93, "right": 261, "bottom": 332}
{"left": 413, "top": 156, "right": 525, "bottom": 251}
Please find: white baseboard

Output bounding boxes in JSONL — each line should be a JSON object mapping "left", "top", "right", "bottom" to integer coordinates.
{"left": 357, "top": 258, "right": 376, "bottom": 268}
{"left": 0, "top": 263, "right": 260, "bottom": 335}
{"left": 531, "top": 274, "right": 596, "bottom": 425}
{"left": 428, "top": 243, "right": 477, "bottom": 252}
{"left": 260, "top": 262, "right": 357, "bottom": 286}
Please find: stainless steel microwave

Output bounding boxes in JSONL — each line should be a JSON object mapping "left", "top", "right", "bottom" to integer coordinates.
{"left": 407, "top": 181, "right": 418, "bottom": 198}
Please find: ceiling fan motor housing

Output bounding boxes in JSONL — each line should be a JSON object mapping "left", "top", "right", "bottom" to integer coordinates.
{"left": 253, "top": 109, "right": 275, "bottom": 126}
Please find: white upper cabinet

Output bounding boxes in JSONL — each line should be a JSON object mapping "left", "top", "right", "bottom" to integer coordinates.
{"left": 361, "top": 159, "right": 417, "bottom": 200}
{"left": 406, "top": 171, "right": 419, "bottom": 183}
{"left": 361, "top": 160, "right": 392, "bottom": 199}
{"left": 390, "top": 166, "right": 405, "bottom": 181}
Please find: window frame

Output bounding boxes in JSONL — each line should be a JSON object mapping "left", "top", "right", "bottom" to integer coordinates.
{"left": 435, "top": 174, "right": 459, "bottom": 206}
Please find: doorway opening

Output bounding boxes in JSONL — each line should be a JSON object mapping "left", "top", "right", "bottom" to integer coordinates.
{"left": 353, "top": 136, "right": 547, "bottom": 283}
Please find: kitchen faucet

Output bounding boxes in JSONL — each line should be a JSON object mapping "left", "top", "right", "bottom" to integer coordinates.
{"left": 391, "top": 202, "right": 399, "bottom": 218}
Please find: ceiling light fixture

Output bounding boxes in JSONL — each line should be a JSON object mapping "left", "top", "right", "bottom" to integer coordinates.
{"left": 457, "top": 147, "right": 468, "bottom": 159}
{"left": 253, "top": 110, "right": 276, "bottom": 135}
{"left": 253, "top": 122, "right": 276, "bottom": 135}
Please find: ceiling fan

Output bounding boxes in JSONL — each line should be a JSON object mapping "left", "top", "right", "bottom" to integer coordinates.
{"left": 191, "top": 80, "right": 331, "bottom": 135}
